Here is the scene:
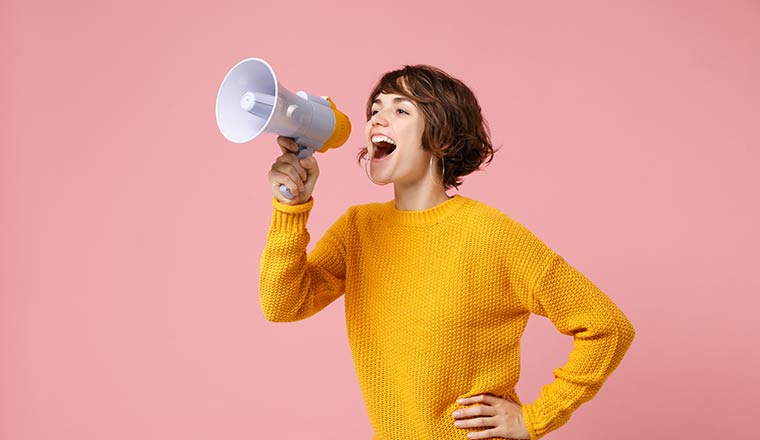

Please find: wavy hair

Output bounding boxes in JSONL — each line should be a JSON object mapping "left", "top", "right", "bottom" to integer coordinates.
{"left": 357, "top": 65, "right": 496, "bottom": 190}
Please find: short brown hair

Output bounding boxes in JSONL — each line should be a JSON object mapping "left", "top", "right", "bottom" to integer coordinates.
{"left": 357, "top": 65, "right": 496, "bottom": 190}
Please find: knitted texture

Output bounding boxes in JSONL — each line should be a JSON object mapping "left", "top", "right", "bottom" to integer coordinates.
{"left": 259, "top": 195, "right": 635, "bottom": 440}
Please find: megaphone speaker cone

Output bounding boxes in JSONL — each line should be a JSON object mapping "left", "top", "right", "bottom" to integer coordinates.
{"left": 215, "top": 58, "right": 278, "bottom": 143}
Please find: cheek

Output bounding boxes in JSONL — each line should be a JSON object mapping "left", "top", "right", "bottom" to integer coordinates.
{"left": 364, "top": 123, "right": 373, "bottom": 146}
{"left": 413, "top": 120, "right": 425, "bottom": 145}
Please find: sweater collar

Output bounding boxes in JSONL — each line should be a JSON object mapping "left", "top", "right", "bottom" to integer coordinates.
{"left": 381, "top": 194, "right": 469, "bottom": 226}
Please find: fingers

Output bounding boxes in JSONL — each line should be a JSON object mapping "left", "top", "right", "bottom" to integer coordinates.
{"left": 269, "top": 170, "right": 302, "bottom": 200}
{"left": 452, "top": 404, "right": 498, "bottom": 419}
{"left": 270, "top": 166, "right": 304, "bottom": 197}
{"left": 277, "top": 136, "right": 298, "bottom": 154}
{"left": 453, "top": 415, "right": 497, "bottom": 429}
{"left": 452, "top": 402, "right": 498, "bottom": 432}
{"left": 274, "top": 154, "right": 308, "bottom": 184}
{"left": 453, "top": 394, "right": 529, "bottom": 439}
{"left": 300, "top": 156, "right": 319, "bottom": 194}
{"left": 269, "top": 160, "right": 306, "bottom": 200}
{"left": 269, "top": 136, "right": 319, "bottom": 204}
{"left": 299, "top": 155, "right": 318, "bottom": 172}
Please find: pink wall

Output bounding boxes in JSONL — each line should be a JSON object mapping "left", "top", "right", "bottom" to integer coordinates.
{"left": 2, "top": 1, "right": 758, "bottom": 438}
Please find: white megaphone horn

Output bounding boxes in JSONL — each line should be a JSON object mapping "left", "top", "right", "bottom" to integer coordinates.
{"left": 215, "top": 57, "right": 351, "bottom": 199}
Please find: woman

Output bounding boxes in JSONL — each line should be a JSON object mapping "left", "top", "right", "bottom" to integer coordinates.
{"left": 261, "top": 65, "right": 635, "bottom": 439}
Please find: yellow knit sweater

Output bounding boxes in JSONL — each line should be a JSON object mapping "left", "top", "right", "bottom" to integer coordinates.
{"left": 259, "top": 194, "right": 635, "bottom": 439}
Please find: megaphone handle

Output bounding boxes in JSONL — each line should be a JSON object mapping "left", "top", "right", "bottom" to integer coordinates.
{"left": 279, "top": 144, "right": 314, "bottom": 200}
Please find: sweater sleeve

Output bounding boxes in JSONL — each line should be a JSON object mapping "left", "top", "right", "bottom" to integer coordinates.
{"left": 258, "top": 196, "right": 348, "bottom": 322}
{"left": 520, "top": 253, "right": 636, "bottom": 440}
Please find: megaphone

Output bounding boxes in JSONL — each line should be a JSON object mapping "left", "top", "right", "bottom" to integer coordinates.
{"left": 215, "top": 57, "right": 351, "bottom": 199}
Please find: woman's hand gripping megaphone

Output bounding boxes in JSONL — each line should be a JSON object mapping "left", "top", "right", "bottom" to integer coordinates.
{"left": 268, "top": 136, "right": 320, "bottom": 205}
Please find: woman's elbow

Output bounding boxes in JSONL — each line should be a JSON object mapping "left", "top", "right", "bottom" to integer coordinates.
{"left": 262, "top": 307, "right": 289, "bottom": 322}
{"left": 259, "top": 294, "right": 299, "bottom": 322}
{"left": 615, "top": 313, "right": 636, "bottom": 349}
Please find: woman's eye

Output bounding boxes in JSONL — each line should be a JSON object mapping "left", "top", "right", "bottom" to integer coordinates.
{"left": 369, "top": 108, "right": 408, "bottom": 117}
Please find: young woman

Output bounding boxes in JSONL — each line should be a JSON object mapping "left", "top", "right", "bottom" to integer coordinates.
{"left": 261, "top": 65, "right": 635, "bottom": 440}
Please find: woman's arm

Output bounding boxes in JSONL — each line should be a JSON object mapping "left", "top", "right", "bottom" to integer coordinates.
{"left": 259, "top": 196, "right": 348, "bottom": 322}
{"left": 521, "top": 253, "right": 636, "bottom": 439}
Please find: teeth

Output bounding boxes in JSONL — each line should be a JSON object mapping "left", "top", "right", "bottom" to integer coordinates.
{"left": 371, "top": 135, "right": 396, "bottom": 145}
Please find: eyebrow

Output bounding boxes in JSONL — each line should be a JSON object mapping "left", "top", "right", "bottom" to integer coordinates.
{"left": 372, "top": 97, "right": 414, "bottom": 105}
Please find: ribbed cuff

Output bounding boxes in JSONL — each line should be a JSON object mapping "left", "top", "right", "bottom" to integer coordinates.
{"left": 522, "top": 404, "right": 540, "bottom": 440}
{"left": 270, "top": 196, "right": 314, "bottom": 232}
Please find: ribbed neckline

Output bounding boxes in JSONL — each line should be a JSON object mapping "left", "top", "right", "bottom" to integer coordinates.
{"left": 381, "top": 194, "right": 469, "bottom": 226}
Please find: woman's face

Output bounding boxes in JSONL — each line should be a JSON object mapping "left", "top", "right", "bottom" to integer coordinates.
{"left": 364, "top": 92, "right": 431, "bottom": 187}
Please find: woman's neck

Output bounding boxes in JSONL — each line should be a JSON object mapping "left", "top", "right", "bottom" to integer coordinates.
{"left": 393, "top": 184, "right": 452, "bottom": 211}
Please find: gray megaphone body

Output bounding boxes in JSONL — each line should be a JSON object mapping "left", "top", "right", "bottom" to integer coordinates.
{"left": 215, "top": 58, "right": 351, "bottom": 199}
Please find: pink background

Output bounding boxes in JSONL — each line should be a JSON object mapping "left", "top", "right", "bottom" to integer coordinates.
{"left": 2, "top": 1, "right": 758, "bottom": 439}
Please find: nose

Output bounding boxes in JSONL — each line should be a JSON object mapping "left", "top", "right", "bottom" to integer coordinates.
{"left": 370, "top": 110, "right": 389, "bottom": 126}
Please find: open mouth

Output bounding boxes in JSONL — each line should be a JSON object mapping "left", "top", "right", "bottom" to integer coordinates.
{"left": 372, "top": 135, "right": 397, "bottom": 160}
